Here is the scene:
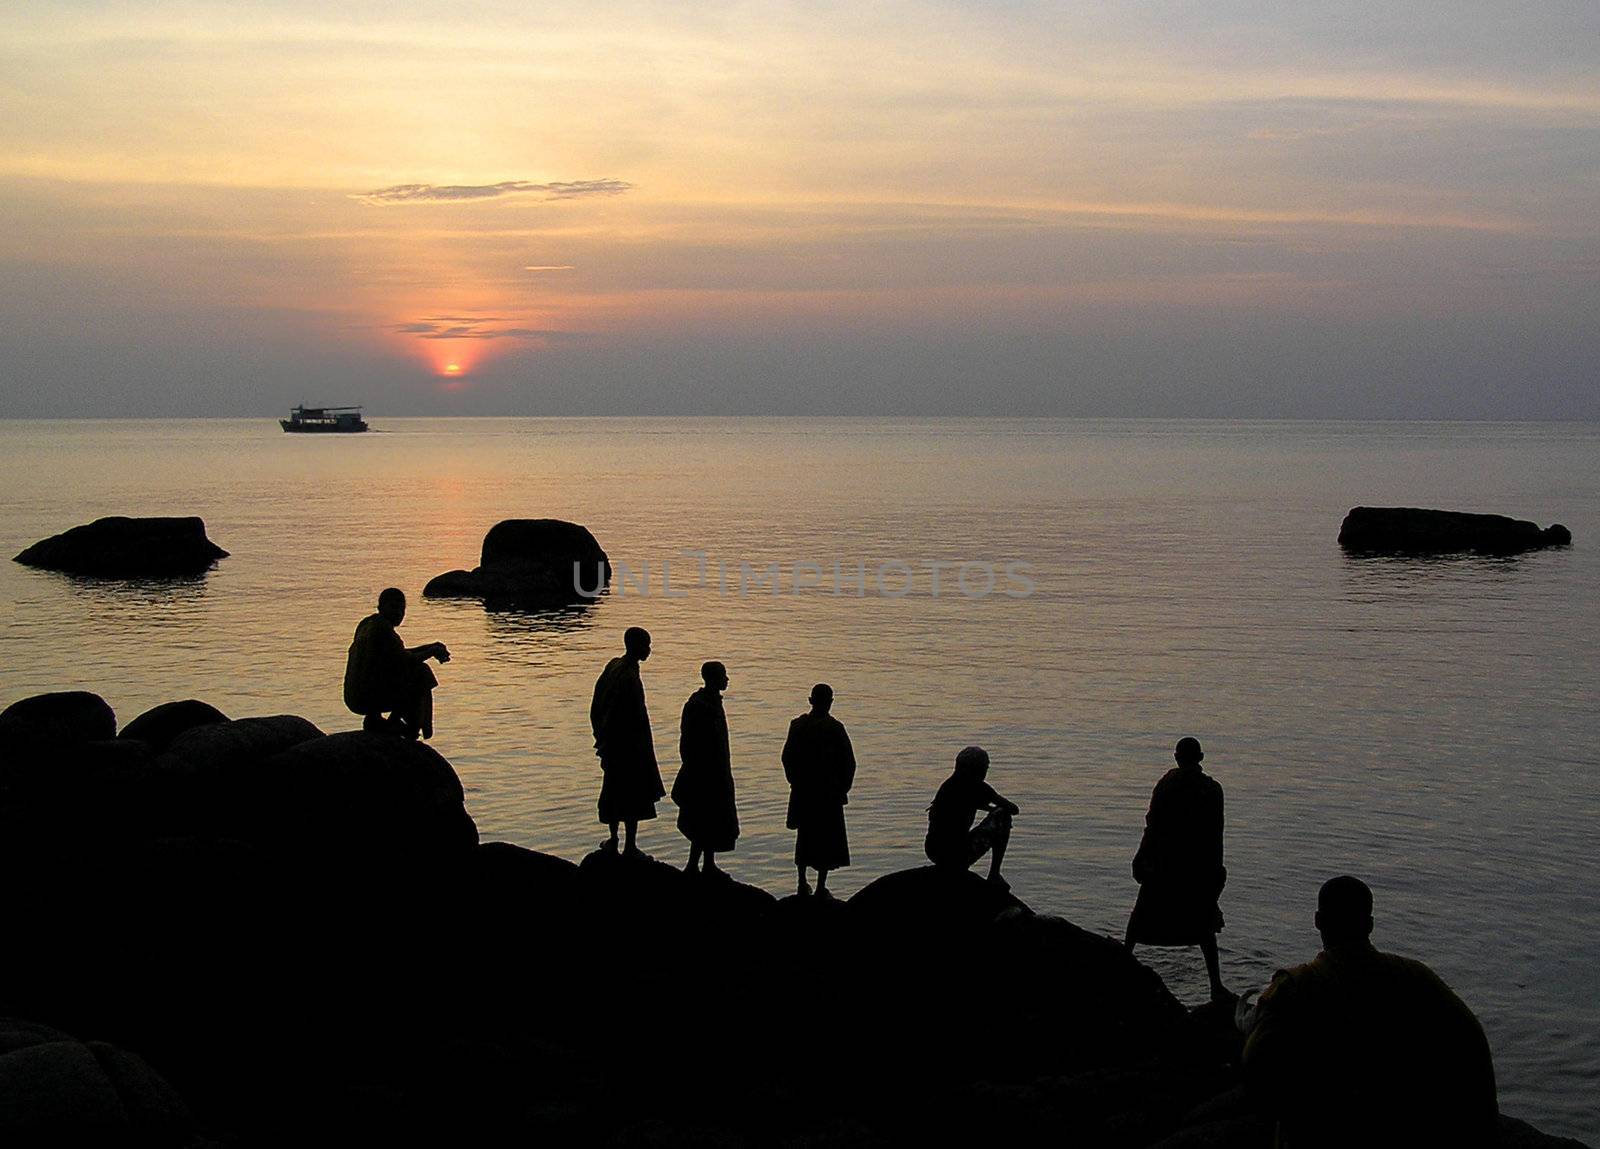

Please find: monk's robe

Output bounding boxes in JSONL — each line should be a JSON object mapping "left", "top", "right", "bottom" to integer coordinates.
{"left": 671, "top": 687, "right": 739, "bottom": 852}
{"left": 589, "top": 656, "right": 664, "bottom": 824}
{"left": 1243, "top": 943, "right": 1498, "bottom": 1148}
{"left": 782, "top": 711, "right": 856, "bottom": 870}
{"left": 1125, "top": 764, "right": 1225, "bottom": 945}
{"left": 343, "top": 613, "right": 436, "bottom": 718}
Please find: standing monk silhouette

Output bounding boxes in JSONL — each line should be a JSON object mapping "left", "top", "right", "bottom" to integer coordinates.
{"left": 782, "top": 683, "right": 856, "bottom": 898}
{"left": 1124, "top": 736, "right": 1231, "bottom": 1003}
{"left": 672, "top": 660, "right": 739, "bottom": 876}
{"left": 590, "top": 627, "right": 665, "bottom": 859}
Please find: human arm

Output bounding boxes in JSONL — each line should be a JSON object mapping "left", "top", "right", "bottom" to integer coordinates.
{"left": 405, "top": 641, "right": 450, "bottom": 663}
{"left": 981, "top": 782, "right": 1018, "bottom": 817}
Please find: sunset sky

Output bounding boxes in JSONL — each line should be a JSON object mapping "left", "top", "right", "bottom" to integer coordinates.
{"left": 2, "top": 1, "right": 1596, "bottom": 417}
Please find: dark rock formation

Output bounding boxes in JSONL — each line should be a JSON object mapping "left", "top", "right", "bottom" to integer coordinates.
{"left": 117, "top": 699, "right": 229, "bottom": 751}
{"left": 423, "top": 518, "right": 609, "bottom": 606}
{"left": 13, "top": 516, "right": 228, "bottom": 577}
{"left": 0, "top": 690, "right": 116, "bottom": 750}
{"left": 0, "top": 1018, "right": 203, "bottom": 1148}
{"left": 156, "top": 714, "right": 324, "bottom": 775}
{"left": 1338, "top": 507, "right": 1572, "bottom": 555}
{"left": 253, "top": 731, "right": 479, "bottom": 859}
{"left": 0, "top": 693, "right": 1588, "bottom": 1148}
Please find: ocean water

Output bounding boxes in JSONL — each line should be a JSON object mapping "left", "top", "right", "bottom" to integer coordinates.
{"left": 1, "top": 417, "right": 1596, "bottom": 1141}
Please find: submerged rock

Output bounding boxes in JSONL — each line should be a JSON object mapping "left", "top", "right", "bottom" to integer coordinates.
{"left": 14, "top": 516, "right": 229, "bottom": 577}
{"left": 423, "top": 518, "right": 609, "bottom": 606}
{"left": 1338, "top": 507, "right": 1571, "bottom": 555}
{"left": 0, "top": 690, "right": 117, "bottom": 750}
{"left": 118, "top": 699, "right": 229, "bottom": 751}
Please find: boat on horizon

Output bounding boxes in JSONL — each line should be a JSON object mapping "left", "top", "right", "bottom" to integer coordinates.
{"left": 280, "top": 404, "right": 369, "bottom": 433}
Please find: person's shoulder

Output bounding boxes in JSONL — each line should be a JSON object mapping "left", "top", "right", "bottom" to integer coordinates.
{"left": 1372, "top": 949, "right": 1456, "bottom": 994}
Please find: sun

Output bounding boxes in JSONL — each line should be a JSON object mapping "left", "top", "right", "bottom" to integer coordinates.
{"left": 442, "top": 363, "right": 462, "bottom": 376}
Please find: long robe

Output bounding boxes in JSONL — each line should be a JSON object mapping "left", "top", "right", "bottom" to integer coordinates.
{"left": 1243, "top": 943, "right": 1498, "bottom": 1148}
{"left": 343, "top": 613, "right": 436, "bottom": 717}
{"left": 589, "top": 656, "right": 664, "bottom": 824}
{"left": 1125, "top": 764, "right": 1225, "bottom": 945}
{"left": 671, "top": 687, "right": 739, "bottom": 852}
{"left": 782, "top": 711, "right": 856, "bottom": 870}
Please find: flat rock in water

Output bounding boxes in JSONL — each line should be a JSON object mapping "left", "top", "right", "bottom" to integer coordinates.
{"left": 14, "top": 516, "right": 229, "bottom": 577}
{"left": 424, "top": 518, "right": 609, "bottom": 606}
{"left": 1338, "top": 506, "right": 1571, "bottom": 555}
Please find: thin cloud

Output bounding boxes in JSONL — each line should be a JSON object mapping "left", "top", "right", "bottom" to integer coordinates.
{"left": 391, "top": 318, "right": 574, "bottom": 341}
{"left": 524, "top": 265, "right": 575, "bottom": 272}
{"left": 353, "top": 179, "right": 631, "bottom": 205}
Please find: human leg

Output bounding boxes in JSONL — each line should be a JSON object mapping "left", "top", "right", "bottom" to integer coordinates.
{"left": 686, "top": 843, "right": 702, "bottom": 873}
{"left": 1200, "top": 934, "right": 1231, "bottom": 1002}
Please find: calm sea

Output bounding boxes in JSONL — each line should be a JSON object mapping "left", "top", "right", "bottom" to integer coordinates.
{"left": 1, "top": 417, "right": 1596, "bottom": 1140}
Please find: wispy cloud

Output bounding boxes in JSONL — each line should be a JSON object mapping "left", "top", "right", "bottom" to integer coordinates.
{"left": 524, "top": 265, "right": 575, "bottom": 272}
{"left": 352, "top": 179, "right": 631, "bottom": 205}
{"left": 392, "top": 317, "right": 573, "bottom": 341}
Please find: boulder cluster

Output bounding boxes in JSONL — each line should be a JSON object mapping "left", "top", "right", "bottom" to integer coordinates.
{"left": 1, "top": 689, "right": 1585, "bottom": 1147}
{"left": 424, "top": 518, "right": 610, "bottom": 607}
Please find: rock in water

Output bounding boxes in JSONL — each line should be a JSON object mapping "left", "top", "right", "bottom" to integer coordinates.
{"left": 0, "top": 691, "right": 117, "bottom": 750}
{"left": 1338, "top": 507, "right": 1571, "bottom": 555}
{"left": 14, "top": 516, "right": 229, "bottom": 577}
{"left": 424, "top": 518, "right": 609, "bottom": 606}
{"left": 118, "top": 699, "right": 229, "bottom": 751}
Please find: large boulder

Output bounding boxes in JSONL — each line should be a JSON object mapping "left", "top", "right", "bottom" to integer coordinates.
{"left": 14, "top": 516, "right": 228, "bottom": 577}
{"left": 0, "top": 1018, "right": 201, "bottom": 1147}
{"left": 118, "top": 699, "right": 229, "bottom": 752}
{"left": 0, "top": 691, "right": 116, "bottom": 751}
{"left": 252, "top": 731, "right": 479, "bottom": 859}
{"left": 1338, "top": 507, "right": 1571, "bottom": 555}
{"left": 157, "top": 714, "right": 324, "bottom": 775}
{"left": 424, "top": 519, "right": 608, "bottom": 606}
{"left": 848, "top": 864, "right": 1025, "bottom": 933}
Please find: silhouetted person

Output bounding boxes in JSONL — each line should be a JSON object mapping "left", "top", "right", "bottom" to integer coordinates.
{"left": 590, "top": 626, "right": 665, "bottom": 858}
{"left": 1242, "top": 876, "right": 1498, "bottom": 1148}
{"left": 782, "top": 683, "right": 856, "bottom": 897}
{"left": 925, "top": 745, "right": 1019, "bottom": 889}
{"left": 343, "top": 587, "right": 450, "bottom": 740}
{"left": 672, "top": 660, "right": 739, "bottom": 876}
{"left": 1124, "top": 736, "right": 1230, "bottom": 1002}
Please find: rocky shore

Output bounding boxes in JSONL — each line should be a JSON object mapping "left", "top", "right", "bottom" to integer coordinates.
{"left": 0, "top": 690, "right": 1589, "bottom": 1148}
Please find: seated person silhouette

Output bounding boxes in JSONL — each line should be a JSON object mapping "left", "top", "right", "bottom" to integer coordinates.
{"left": 782, "top": 683, "right": 856, "bottom": 898}
{"left": 672, "top": 660, "right": 739, "bottom": 877}
{"left": 925, "top": 745, "right": 1019, "bottom": 889}
{"left": 1124, "top": 736, "right": 1230, "bottom": 1003}
{"left": 343, "top": 587, "right": 450, "bottom": 740}
{"left": 1242, "top": 876, "right": 1498, "bottom": 1149}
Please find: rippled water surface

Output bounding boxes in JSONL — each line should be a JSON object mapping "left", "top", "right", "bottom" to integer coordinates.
{"left": 1, "top": 417, "right": 1596, "bottom": 1140}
